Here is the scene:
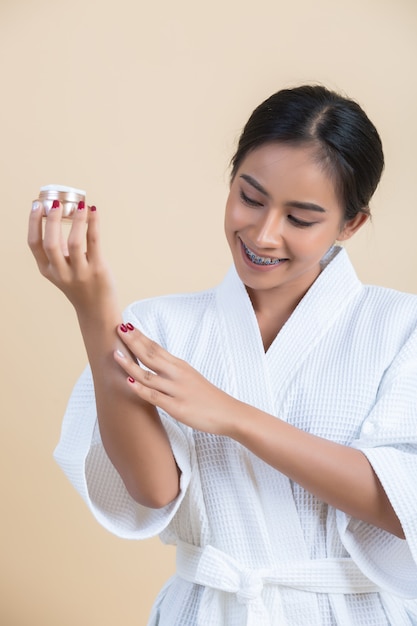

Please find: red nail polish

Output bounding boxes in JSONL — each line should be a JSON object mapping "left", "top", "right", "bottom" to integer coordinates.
{"left": 120, "top": 323, "right": 128, "bottom": 333}
{"left": 126, "top": 323, "right": 134, "bottom": 331}
{"left": 51, "top": 199, "right": 60, "bottom": 209}
{"left": 77, "top": 201, "right": 85, "bottom": 210}
{"left": 128, "top": 376, "right": 135, "bottom": 383}
{"left": 90, "top": 205, "right": 97, "bottom": 212}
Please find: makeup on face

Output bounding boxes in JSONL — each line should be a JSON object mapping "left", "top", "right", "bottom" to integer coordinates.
{"left": 38, "top": 184, "right": 86, "bottom": 218}
{"left": 224, "top": 143, "right": 351, "bottom": 301}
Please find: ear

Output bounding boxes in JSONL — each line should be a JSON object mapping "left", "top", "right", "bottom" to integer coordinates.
{"left": 337, "top": 212, "right": 369, "bottom": 242}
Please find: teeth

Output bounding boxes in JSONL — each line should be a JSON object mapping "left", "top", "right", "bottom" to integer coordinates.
{"left": 242, "top": 242, "right": 283, "bottom": 266}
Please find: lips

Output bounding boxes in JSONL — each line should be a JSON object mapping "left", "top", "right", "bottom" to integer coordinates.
{"left": 241, "top": 240, "right": 287, "bottom": 266}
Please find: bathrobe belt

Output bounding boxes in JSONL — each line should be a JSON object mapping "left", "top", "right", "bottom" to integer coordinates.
{"left": 176, "top": 540, "right": 382, "bottom": 626}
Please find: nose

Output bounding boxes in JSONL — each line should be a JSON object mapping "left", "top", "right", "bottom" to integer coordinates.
{"left": 253, "top": 210, "right": 283, "bottom": 248}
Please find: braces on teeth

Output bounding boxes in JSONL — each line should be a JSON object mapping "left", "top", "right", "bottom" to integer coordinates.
{"left": 243, "top": 242, "right": 282, "bottom": 266}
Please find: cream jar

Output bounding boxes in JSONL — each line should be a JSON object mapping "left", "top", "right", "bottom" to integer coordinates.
{"left": 39, "top": 184, "right": 86, "bottom": 218}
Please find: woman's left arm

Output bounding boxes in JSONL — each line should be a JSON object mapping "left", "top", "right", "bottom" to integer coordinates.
{"left": 115, "top": 325, "right": 405, "bottom": 540}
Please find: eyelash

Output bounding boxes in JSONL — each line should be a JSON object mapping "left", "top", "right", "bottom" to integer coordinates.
{"left": 239, "top": 190, "right": 315, "bottom": 228}
{"left": 240, "top": 189, "right": 263, "bottom": 207}
{"left": 288, "top": 215, "right": 315, "bottom": 228}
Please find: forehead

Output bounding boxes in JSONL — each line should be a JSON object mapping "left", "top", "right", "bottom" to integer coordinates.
{"left": 236, "top": 142, "right": 341, "bottom": 207}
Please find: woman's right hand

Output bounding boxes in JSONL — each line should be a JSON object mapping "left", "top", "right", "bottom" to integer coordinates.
{"left": 28, "top": 199, "right": 180, "bottom": 507}
{"left": 28, "top": 200, "right": 117, "bottom": 317}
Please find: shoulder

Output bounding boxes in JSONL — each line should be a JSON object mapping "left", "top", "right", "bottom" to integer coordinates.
{"left": 123, "top": 286, "right": 218, "bottom": 348}
{"left": 355, "top": 284, "right": 417, "bottom": 346}
{"left": 332, "top": 247, "right": 417, "bottom": 332}
{"left": 127, "top": 286, "right": 216, "bottom": 319}
{"left": 361, "top": 284, "right": 417, "bottom": 319}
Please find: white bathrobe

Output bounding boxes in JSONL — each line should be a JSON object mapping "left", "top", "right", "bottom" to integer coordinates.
{"left": 54, "top": 247, "right": 417, "bottom": 625}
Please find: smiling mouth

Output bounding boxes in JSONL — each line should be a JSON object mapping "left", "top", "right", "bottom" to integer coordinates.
{"left": 241, "top": 240, "right": 287, "bottom": 266}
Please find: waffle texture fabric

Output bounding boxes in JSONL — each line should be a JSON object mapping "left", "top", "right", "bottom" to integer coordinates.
{"left": 54, "top": 247, "right": 417, "bottom": 625}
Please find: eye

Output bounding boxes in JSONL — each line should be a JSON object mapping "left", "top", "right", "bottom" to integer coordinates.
{"left": 239, "top": 189, "right": 264, "bottom": 207}
{"left": 288, "top": 215, "right": 315, "bottom": 228}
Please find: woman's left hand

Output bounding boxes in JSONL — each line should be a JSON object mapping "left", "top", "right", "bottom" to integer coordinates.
{"left": 114, "top": 323, "right": 238, "bottom": 435}
{"left": 114, "top": 327, "right": 405, "bottom": 539}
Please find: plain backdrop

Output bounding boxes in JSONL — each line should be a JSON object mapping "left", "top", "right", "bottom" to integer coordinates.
{"left": 1, "top": 0, "right": 416, "bottom": 624}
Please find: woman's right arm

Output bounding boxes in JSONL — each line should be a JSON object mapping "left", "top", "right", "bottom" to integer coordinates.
{"left": 28, "top": 200, "right": 180, "bottom": 508}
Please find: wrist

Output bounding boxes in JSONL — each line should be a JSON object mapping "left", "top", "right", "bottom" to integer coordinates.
{"left": 75, "top": 295, "right": 122, "bottom": 330}
{"left": 221, "top": 396, "right": 257, "bottom": 441}
{"left": 75, "top": 300, "right": 124, "bottom": 363}
{"left": 227, "top": 401, "right": 276, "bottom": 448}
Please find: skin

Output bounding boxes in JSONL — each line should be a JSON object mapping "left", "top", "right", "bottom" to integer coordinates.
{"left": 28, "top": 143, "right": 405, "bottom": 539}
{"left": 28, "top": 202, "right": 179, "bottom": 507}
{"left": 224, "top": 143, "right": 367, "bottom": 349}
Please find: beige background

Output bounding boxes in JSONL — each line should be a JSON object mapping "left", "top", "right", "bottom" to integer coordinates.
{"left": 1, "top": 0, "right": 416, "bottom": 624}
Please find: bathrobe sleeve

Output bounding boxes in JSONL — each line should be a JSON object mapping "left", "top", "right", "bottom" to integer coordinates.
{"left": 53, "top": 302, "right": 193, "bottom": 540}
{"left": 336, "top": 326, "right": 417, "bottom": 598}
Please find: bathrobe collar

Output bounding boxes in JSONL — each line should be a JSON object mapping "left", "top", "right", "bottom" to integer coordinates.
{"left": 216, "top": 246, "right": 363, "bottom": 413}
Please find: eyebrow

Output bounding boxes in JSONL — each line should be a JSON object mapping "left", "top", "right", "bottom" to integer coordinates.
{"left": 239, "top": 174, "right": 327, "bottom": 213}
{"left": 240, "top": 174, "right": 271, "bottom": 198}
{"left": 284, "top": 200, "right": 326, "bottom": 214}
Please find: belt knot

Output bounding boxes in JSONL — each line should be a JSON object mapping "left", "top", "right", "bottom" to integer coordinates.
{"left": 237, "top": 569, "right": 264, "bottom": 605}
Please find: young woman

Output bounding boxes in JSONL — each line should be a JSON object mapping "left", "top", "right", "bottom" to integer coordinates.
{"left": 28, "top": 85, "right": 417, "bottom": 625}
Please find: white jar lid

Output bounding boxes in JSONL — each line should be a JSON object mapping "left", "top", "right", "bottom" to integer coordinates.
{"left": 40, "top": 184, "right": 86, "bottom": 195}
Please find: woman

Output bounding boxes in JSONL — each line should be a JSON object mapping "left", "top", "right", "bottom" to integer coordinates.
{"left": 28, "top": 85, "right": 417, "bottom": 625}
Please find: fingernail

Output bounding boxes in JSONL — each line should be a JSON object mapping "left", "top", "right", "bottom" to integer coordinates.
{"left": 120, "top": 323, "right": 128, "bottom": 333}
{"left": 128, "top": 376, "right": 135, "bottom": 383}
{"left": 51, "top": 199, "right": 60, "bottom": 209}
{"left": 32, "top": 200, "right": 41, "bottom": 211}
{"left": 126, "top": 323, "right": 134, "bottom": 331}
{"left": 90, "top": 205, "right": 97, "bottom": 212}
{"left": 77, "top": 201, "right": 85, "bottom": 210}
{"left": 116, "top": 349, "right": 125, "bottom": 358}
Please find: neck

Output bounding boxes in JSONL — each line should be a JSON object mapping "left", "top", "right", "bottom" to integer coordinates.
{"left": 246, "top": 271, "right": 321, "bottom": 351}
{"left": 247, "top": 288, "right": 302, "bottom": 351}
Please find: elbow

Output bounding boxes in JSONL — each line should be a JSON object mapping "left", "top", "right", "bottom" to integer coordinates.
{"left": 125, "top": 475, "right": 181, "bottom": 509}
{"left": 129, "top": 488, "right": 180, "bottom": 509}
{"left": 388, "top": 519, "right": 406, "bottom": 541}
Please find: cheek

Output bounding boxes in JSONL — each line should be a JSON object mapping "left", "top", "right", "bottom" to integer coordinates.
{"left": 225, "top": 200, "right": 248, "bottom": 233}
{"left": 300, "top": 227, "right": 341, "bottom": 258}
{"left": 286, "top": 226, "right": 336, "bottom": 257}
{"left": 224, "top": 203, "right": 236, "bottom": 234}
{"left": 224, "top": 202, "right": 234, "bottom": 242}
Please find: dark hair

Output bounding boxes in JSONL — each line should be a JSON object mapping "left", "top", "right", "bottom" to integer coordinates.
{"left": 231, "top": 85, "right": 384, "bottom": 221}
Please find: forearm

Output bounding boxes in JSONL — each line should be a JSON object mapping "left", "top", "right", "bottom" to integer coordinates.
{"left": 109, "top": 325, "right": 403, "bottom": 537}
{"left": 77, "top": 307, "right": 180, "bottom": 508}
{"left": 230, "top": 402, "right": 405, "bottom": 539}
{"left": 28, "top": 203, "right": 179, "bottom": 507}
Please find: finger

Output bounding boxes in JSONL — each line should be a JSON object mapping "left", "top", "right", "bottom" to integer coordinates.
{"left": 67, "top": 201, "right": 89, "bottom": 272}
{"left": 117, "top": 324, "right": 178, "bottom": 376}
{"left": 114, "top": 348, "right": 171, "bottom": 394}
{"left": 85, "top": 205, "right": 102, "bottom": 263}
{"left": 126, "top": 373, "right": 177, "bottom": 414}
{"left": 42, "top": 200, "right": 68, "bottom": 272}
{"left": 28, "top": 200, "right": 49, "bottom": 273}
